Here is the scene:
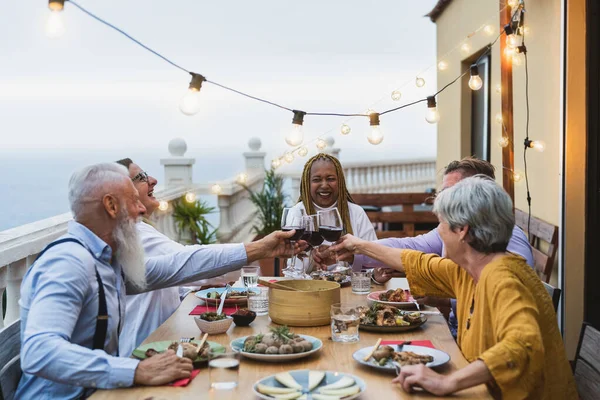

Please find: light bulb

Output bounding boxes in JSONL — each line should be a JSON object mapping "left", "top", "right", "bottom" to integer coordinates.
{"left": 483, "top": 24, "right": 494, "bottom": 36}
{"left": 520, "top": 25, "right": 530, "bottom": 36}
{"left": 340, "top": 124, "right": 351, "bottom": 135}
{"left": 495, "top": 113, "right": 503, "bottom": 124}
{"left": 512, "top": 54, "right": 523, "bottom": 66}
{"left": 526, "top": 140, "right": 546, "bottom": 152}
{"left": 211, "top": 184, "right": 223, "bottom": 195}
{"left": 460, "top": 42, "right": 471, "bottom": 54}
{"left": 498, "top": 136, "right": 509, "bottom": 148}
{"left": 367, "top": 113, "right": 384, "bottom": 145}
{"left": 298, "top": 146, "right": 308, "bottom": 157}
{"left": 284, "top": 152, "right": 294, "bottom": 163}
{"left": 236, "top": 173, "right": 248, "bottom": 184}
{"left": 179, "top": 73, "right": 205, "bottom": 116}
{"left": 365, "top": 108, "right": 377, "bottom": 116}
{"left": 495, "top": 83, "right": 502, "bottom": 94}
{"left": 316, "top": 139, "right": 327, "bottom": 150}
{"left": 271, "top": 159, "right": 281, "bottom": 169}
{"left": 415, "top": 77, "right": 426, "bottom": 88}
{"left": 512, "top": 171, "right": 523, "bottom": 182}
{"left": 508, "top": 0, "right": 519, "bottom": 8}
{"left": 185, "top": 192, "right": 196, "bottom": 203}
{"left": 285, "top": 124, "right": 304, "bottom": 146}
{"left": 158, "top": 200, "right": 169, "bottom": 211}
{"left": 391, "top": 90, "right": 402, "bottom": 101}
{"left": 425, "top": 96, "right": 440, "bottom": 124}
{"left": 504, "top": 46, "right": 516, "bottom": 59}
{"left": 468, "top": 65, "right": 483, "bottom": 91}
{"left": 437, "top": 61, "right": 448, "bottom": 71}
{"left": 46, "top": 11, "right": 65, "bottom": 38}
{"left": 506, "top": 34, "right": 520, "bottom": 49}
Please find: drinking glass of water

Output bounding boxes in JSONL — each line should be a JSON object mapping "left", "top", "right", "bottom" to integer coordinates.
{"left": 330, "top": 303, "right": 360, "bottom": 343}
{"left": 208, "top": 350, "right": 240, "bottom": 390}
{"left": 241, "top": 266, "right": 259, "bottom": 288}
{"left": 351, "top": 270, "right": 372, "bottom": 294}
{"left": 247, "top": 287, "right": 269, "bottom": 316}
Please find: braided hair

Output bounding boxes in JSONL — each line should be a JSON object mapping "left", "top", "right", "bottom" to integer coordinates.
{"left": 299, "top": 153, "right": 355, "bottom": 235}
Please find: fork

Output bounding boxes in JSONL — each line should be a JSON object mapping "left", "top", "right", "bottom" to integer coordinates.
{"left": 217, "top": 284, "right": 231, "bottom": 315}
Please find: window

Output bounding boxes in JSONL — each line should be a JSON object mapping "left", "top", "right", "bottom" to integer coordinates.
{"left": 470, "top": 54, "right": 491, "bottom": 161}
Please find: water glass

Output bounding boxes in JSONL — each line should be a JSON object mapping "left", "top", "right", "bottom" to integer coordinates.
{"left": 208, "top": 350, "right": 240, "bottom": 390}
{"left": 241, "top": 266, "right": 259, "bottom": 288}
{"left": 330, "top": 303, "right": 360, "bottom": 343}
{"left": 247, "top": 287, "right": 269, "bottom": 316}
{"left": 351, "top": 271, "right": 372, "bottom": 294}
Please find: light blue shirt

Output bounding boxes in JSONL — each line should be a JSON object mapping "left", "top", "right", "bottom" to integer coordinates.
{"left": 17, "top": 221, "right": 247, "bottom": 399}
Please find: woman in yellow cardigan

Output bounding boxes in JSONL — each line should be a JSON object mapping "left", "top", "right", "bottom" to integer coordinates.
{"left": 332, "top": 175, "right": 577, "bottom": 399}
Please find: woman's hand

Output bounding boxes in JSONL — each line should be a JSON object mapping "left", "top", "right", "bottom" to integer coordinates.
{"left": 329, "top": 234, "right": 365, "bottom": 254}
{"left": 372, "top": 267, "right": 404, "bottom": 284}
{"left": 312, "top": 245, "right": 337, "bottom": 270}
{"left": 392, "top": 364, "right": 456, "bottom": 396}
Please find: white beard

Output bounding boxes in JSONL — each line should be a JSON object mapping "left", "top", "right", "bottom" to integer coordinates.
{"left": 114, "top": 214, "right": 146, "bottom": 290}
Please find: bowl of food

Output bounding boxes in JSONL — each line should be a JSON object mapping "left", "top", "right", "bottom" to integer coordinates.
{"left": 231, "top": 326, "right": 322, "bottom": 362}
{"left": 194, "top": 312, "right": 233, "bottom": 334}
{"left": 367, "top": 288, "right": 416, "bottom": 308}
{"left": 231, "top": 308, "right": 256, "bottom": 326}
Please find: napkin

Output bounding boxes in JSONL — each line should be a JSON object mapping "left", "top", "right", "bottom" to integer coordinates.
{"left": 189, "top": 305, "right": 240, "bottom": 316}
{"left": 170, "top": 369, "right": 201, "bottom": 387}
{"left": 380, "top": 340, "right": 435, "bottom": 349}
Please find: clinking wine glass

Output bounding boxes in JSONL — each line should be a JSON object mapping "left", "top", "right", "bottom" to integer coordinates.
{"left": 298, "top": 215, "right": 323, "bottom": 279}
{"left": 316, "top": 208, "right": 346, "bottom": 272}
{"left": 281, "top": 208, "right": 305, "bottom": 277}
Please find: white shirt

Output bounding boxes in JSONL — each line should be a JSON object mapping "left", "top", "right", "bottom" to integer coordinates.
{"left": 119, "top": 222, "right": 242, "bottom": 357}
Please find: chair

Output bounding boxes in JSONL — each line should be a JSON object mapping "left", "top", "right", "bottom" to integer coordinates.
{"left": 514, "top": 209, "right": 559, "bottom": 283}
{"left": 542, "top": 282, "right": 561, "bottom": 312}
{"left": 0, "top": 319, "right": 21, "bottom": 400}
{"left": 573, "top": 323, "right": 600, "bottom": 399}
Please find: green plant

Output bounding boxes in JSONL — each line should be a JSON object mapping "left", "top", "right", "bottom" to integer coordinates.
{"left": 242, "top": 168, "right": 288, "bottom": 236}
{"left": 172, "top": 197, "right": 218, "bottom": 244}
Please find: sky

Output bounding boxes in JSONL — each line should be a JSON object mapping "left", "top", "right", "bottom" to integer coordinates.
{"left": 0, "top": 0, "right": 439, "bottom": 230}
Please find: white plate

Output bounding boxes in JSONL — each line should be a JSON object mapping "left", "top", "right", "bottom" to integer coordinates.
{"left": 194, "top": 287, "right": 259, "bottom": 305}
{"left": 367, "top": 290, "right": 418, "bottom": 308}
{"left": 253, "top": 369, "right": 366, "bottom": 400}
{"left": 352, "top": 345, "right": 450, "bottom": 372}
{"left": 230, "top": 334, "right": 322, "bottom": 362}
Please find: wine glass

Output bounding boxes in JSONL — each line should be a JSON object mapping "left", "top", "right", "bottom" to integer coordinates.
{"left": 298, "top": 215, "right": 322, "bottom": 279}
{"left": 281, "top": 208, "right": 305, "bottom": 277}
{"left": 316, "top": 209, "right": 346, "bottom": 272}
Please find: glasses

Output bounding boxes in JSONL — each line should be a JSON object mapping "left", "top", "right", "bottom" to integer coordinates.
{"left": 132, "top": 171, "right": 149, "bottom": 183}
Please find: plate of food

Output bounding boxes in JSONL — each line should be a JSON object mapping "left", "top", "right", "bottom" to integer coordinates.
{"left": 231, "top": 326, "right": 322, "bottom": 362}
{"left": 253, "top": 369, "right": 366, "bottom": 400}
{"left": 194, "top": 286, "right": 259, "bottom": 305}
{"left": 353, "top": 344, "right": 450, "bottom": 373}
{"left": 367, "top": 288, "right": 416, "bottom": 308}
{"left": 132, "top": 339, "right": 226, "bottom": 367}
{"left": 357, "top": 304, "right": 427, "bottom": 333}
{"left": 311, "top": 271, "right": 351, "bottom": 287}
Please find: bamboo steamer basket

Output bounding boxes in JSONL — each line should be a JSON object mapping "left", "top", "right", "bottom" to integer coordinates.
{"left": 268, "top": 280, "right": 341, "bottom": 326}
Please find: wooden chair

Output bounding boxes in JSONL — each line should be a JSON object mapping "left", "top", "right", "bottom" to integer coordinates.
{"left": 514, "top": 209, "right": 558, "bottom": 283}
{"left": 0, "top": 320, "right": 21, "bottom": 400}
{"left": 542, "top": 281, "right": 561, "bottom": 312}
{"left": 352, "top": 193, "right": 438, "bottom": 239}
{"left": 573, "top": 323, "right": 600, "bottom": 399}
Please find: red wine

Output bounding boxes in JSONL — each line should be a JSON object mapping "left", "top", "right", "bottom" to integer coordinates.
{"left": 319, "top": 226, "right": 342, "bottom": 242}
{"left": 301, "top": 231, "right": 324, "bottom": 247}
{"left": 282, "top": 227, "right": 305, "bottom": 241}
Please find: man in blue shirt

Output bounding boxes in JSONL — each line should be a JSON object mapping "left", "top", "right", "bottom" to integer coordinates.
{"left": 17, "top": 163, "right": 298, "bottom": 399}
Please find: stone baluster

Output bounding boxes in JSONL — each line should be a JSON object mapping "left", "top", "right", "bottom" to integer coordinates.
{"left": 244, "top": 138, "right": 266, "bottom": 178}
{"left": 161, "top": 138, "right": 195, "bottom": 188}
{"left": 290, "top": 176, "right": 301, "bottom": 204}
{"left": 216, "top": 195, "right": 232, "bottom": 243}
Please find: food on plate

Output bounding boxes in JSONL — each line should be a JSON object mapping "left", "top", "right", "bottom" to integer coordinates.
{"left": 370, "top": 345, "right": 434, "bottom": 366}
{"left": 144, "top": 340, "right": 210, "bottom": 360}
{"left": 379, "top": 288, "right": 408, "bottom": 302}
{"left": 199, "top": 312, "right": 227, "bottom": 322}
{"left": 312, "top": 271, "right": 348, "bottom": 284}
{"left": 232, "top": 308, "right": 255, "bottom": 316}
{"left": 243, "top": 326, "right": 313, "bottom": 355}
{"left": 311, "top": 395, "right": 343, "bottom": 400}
{"left": 308, "top": 371, "right": 326, "bottom": 391}
{"left": 318, "top": 375, "right": 355, "bottom": 391}
{"left": 205, "top": 289, "right": 249, "bottom": 299}
{"left": 319, "top": 385, "right": 361, "bottom": 396}
{"left": 271, "top": 393, "right": 303, "bottom": 399}
{"left": 274, "top": 372, "right": 303, "bottom": 390}
{"left": 358, "top": 304, "right": 423, "bottom": 327}
{"left": 256, "top": 383, "right": 299, "bottom": 395}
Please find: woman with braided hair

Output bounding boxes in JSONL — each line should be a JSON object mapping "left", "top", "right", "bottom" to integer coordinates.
{"left": 284, "top": 153, "right": 376, "bottom": 272}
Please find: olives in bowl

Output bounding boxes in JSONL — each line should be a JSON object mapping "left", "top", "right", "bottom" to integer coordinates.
{"left": 231, "top": 309, "right": 256, "bottom": 326}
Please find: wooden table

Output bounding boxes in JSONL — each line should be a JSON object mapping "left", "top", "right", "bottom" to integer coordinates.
{"left": 91, "top": 279, "right": 491, "bottom": 399}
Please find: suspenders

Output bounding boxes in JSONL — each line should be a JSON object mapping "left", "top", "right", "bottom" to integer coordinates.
{"left": 34, "top": 238, "right": 109, "bottom": 351}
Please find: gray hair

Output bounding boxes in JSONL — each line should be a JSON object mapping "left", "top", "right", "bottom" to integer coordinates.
{"left": 433, "top": 175, "right": 514, "bottom": 254}
{"left": 68, "top": 163, "right": 130, "bottom": 218}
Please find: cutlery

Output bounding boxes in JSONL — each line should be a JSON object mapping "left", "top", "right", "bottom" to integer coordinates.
{"left": 257, "top": 278, "right": 302, "bottom": 291}
{"left": 195, "top": 333, "right": 209, "bottom": 356}
{"left": 176, "top": 344, "right": 184, "bottom": 358}
{"left": 397, "top": 340, "right": 412, "bottom": 352}
{"left": 216, "top": 284, "right": 231, "bottom": 315}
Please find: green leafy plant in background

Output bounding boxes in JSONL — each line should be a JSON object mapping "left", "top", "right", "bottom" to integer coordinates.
{"left": 172, "top": 197, "right": 218, "bottom": 244}
{"left": 242, "top": 168, "right": 288, "bottom": 236}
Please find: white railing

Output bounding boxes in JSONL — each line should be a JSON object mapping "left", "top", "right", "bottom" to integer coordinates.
{"left": 343, "top": 158, "right": 436, "bottom": 193}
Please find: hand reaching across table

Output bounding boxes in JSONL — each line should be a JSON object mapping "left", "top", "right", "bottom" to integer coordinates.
{"left": 134, "top": 349, "right": 193, "bottom": 386}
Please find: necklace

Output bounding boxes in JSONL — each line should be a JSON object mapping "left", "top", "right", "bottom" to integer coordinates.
{"left": 465, "top": 296, "right": 475, "bottom": 330}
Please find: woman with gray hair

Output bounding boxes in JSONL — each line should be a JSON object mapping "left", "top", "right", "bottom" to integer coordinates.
{"left": 331, "top": 176, "right": 576, "bottom": 399}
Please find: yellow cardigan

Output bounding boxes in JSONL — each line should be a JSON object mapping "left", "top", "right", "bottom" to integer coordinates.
{"left": 403, "top": 250, "right": 577, "bottom": 399}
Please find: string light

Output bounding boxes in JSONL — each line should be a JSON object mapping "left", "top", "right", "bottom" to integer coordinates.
{"left": 495, "top": 113, "right": 503, "bottom": 124}
{"left": 284, "top": 152, "right": 294, "bottom": 163}
{"left": 525, "top": 139, "right": 545, "bottom": 152}
{"left": 46, "top": 0, "right": 66, "bottom": 38}
{"left": 498, "top": 136, "right": 510, "bottom": 148}
{"left": 504, "top": 24, "right": 520, "bottom": 49}
{"left": 298, "top": 146, "right": 308, "bottom": 157}
{"left": 316, "top": 138, "right": 327, "bottom": 150}
{"left": 366, "top": 108, "right": 377, "bottom": 116}
{"left": 391, "top": 90, "right": 402, "bottom": 101}
{"left": 504, "top": 46, "right": 516, "bottom": 59}
{"left": 415, "top": 77, "right": 426, "bottom": 88}
{"left": 185, "top": 192, "right": 196, "bottom": 203}
{"left": 468, "top": 65, "right": 483, "bottom": 91}
{"left": 236, "top": 173, "right": 248, "bottom": 184}
{"left": 519, "top": 25, "right": 530, "bottom": 35}
{"left": 483, "top": 24, "right": 495, "bottom": 35}
{"left": 425, "top": 97, "right": 440, "bottom": 124}
{"left": 211, "top": 184, "right": 222, "bottom": 195}
{"left": 437, "top": 61, "right": 448, "bottom": 71}
{"left": 512, "top": 170, "right": 523, "bottom": 182}
{"left": 340, "top": 124, "right": 351, "bottom": 135}
{"left": 512, "top": 54, "right": 523, "bottom": 66}
{"left": 286, "top": 110, "right": 306, "bottom": 146}
{"left": 158, "top": 200, "right": 169, "bottom": 211}
{"left": 367, "top": 113, "right": 383, "bottom": 145}
{"left": 179, "top": 73, "right": 205, "bottom": 116}
{"left": 495, "top": 83, "right": 502, "bottom": 94}
{"left": 271, "top": 159, "right": 281, "bottom": 169}
{"left": 508, "top": 0, "right": 520, "bottom": 8}
{"left": 460, "top": 41, "right": 471, "bottom": 54}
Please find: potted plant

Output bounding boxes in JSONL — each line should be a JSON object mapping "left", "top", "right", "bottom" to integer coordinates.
{"left": 241, "top": 168, "right": 288, "bottom": 275}
{"left": 172, "top": 197, "right": 218, "bottom": 244}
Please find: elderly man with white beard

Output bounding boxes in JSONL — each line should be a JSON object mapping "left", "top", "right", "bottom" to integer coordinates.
{"left": 17, "top": 163, "right": 299, "bottom": 399}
